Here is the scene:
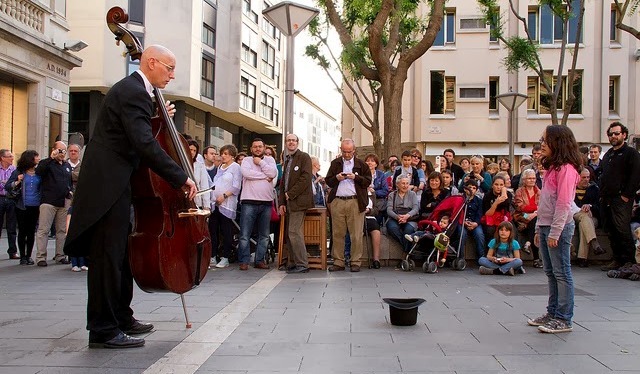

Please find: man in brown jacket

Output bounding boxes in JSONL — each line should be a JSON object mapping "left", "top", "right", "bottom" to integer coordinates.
{"left": 325, "top": 139, "right": 372, "bottom": 272}
{"left": 279, "top": 134, "right": 314, "bottom": 273}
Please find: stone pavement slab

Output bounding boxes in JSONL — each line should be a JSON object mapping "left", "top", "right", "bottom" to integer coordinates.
{"left": 1, "top": 237, "right": 640, "bottom": 373}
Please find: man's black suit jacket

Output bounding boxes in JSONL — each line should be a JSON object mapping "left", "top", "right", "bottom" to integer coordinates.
{"left": 64, "top": 72, "right": 187, "bottom": 257}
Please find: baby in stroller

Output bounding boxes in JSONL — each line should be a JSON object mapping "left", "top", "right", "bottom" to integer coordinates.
{"left": 399, "top": 195, "right": 468, "bottom": 272}
{"left": 405, "top": 215, "right": 450, "bottom": 264}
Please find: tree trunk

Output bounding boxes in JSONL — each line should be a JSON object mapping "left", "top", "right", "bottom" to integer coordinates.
{"left": 382, "top": 78, "right": 404, "bottom": 161}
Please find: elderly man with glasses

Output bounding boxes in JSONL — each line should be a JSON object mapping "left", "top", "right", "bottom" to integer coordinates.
{"left": 599, "top": 122, "right": 640, "bottom": 271}
{"left": 326, "top": 139, "right": 372, "bottom": 272}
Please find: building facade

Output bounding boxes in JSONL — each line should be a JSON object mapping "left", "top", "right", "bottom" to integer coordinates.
{"left": 343, "top": 0, "right": 640, "bottom": 164}
{"left": 66, "top": 0, "right": 286, "bottom": 154}
{"left": 0, "top": 0, "right": 82, "bottom": 157}
{"left": 293, "top": 92, "right": 340, "bottom": 172}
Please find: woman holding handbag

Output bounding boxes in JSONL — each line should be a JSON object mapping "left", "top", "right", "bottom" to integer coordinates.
{"left": 6, "top": 150, "right": 41, "bottom": 265}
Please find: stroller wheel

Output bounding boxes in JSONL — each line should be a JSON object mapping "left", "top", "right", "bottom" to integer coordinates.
{"left": 408, "top": 259, "right": 415, "bottom": 271}
{"left": 400, "top": 260, "right": 410, "bottom": 271}
{"left": 455, "top": 258, "right": 467, "bottom": 271}
{"left": 427, "top": 261, "right": 438, "bottom": 273}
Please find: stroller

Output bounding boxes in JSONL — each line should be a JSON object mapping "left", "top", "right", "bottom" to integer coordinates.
{"left": 400, "top": 195, "right": 469, "bottom": 273}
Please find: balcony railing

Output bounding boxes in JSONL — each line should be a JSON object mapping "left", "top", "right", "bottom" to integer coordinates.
{"left": 0, "top": 0, "right": 44, "bottom": 33}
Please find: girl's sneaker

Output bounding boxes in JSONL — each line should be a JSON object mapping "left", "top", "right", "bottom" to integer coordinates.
{"left": 81, "top": 266, "right": 89, "bottom": 271}
{"left": 527, "top": 313, "right": 553, "bottom": 326}
{"left": 71, "top": 266, "right": 81, "bottom": 272}
{"left": 538, "top": 318, "right": 573, "bottom": 333}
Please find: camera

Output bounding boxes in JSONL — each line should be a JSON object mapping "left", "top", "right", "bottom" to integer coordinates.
{"left": 341, "top": 173, "right": 347, "bottom": 176}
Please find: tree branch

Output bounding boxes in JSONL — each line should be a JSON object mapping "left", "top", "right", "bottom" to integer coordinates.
{"left": 400, "top": 0, "right": 445, "bottom": 69}
{"left": 319, "top": 0, "right": 379, "bottom": 80}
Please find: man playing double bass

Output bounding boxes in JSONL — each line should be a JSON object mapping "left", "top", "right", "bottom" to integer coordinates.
{"left": 64, "top": 45, "right": 197, "bottom": 349}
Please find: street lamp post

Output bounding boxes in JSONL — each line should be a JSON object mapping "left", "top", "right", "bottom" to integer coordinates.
{"left": 496, "top": 89, "right": 527, "bottom": 167}
{"left": 263, "top": 1, "right": 319, "bottom": 139}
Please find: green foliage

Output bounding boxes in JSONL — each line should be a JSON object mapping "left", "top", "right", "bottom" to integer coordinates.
{"left": 503, "top": 36, "right": 539, "bottom": 72}
{"left": 311, "top": 0, "right": 432, "bottom": 79}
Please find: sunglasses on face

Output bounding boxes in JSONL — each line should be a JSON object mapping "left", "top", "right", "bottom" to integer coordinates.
{"left": 608, "top": 131, "right": 622, "bottom": 137}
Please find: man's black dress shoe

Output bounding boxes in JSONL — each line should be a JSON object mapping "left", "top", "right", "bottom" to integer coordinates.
{"left": 89, "top": 332, "right": 145, "bottom": 349}
{"left": 286, "top": 266, "right": 309, "bottom": 274}
{"left": 123, "top": 320, "right": 154, "bottom": 335}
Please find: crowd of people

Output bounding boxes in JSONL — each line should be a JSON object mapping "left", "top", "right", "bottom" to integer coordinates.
{"left": 3, "top": 122, "right": 640, "bottom": 280}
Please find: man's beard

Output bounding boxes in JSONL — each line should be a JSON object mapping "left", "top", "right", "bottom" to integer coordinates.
{"left": 610, "top": 138, "right": 624, "bottom": 147}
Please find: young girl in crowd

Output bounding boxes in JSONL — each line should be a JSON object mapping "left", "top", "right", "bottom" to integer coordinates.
{"left": 527, "top": 125, "right": 582, "bottom": 334}
{"left": 477, "top": 221, "right": 524, "bottom": 276}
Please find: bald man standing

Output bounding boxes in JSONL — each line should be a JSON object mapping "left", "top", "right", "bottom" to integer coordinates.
{"left": 65, "top": 45, "right": 197, "bottom": 349}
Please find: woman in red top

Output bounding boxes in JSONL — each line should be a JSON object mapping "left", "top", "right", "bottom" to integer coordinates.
{"left": 513, "top": 168, "right": 542, "bottom": 267}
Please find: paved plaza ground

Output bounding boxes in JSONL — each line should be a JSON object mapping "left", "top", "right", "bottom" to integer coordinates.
{"left": 0, "top": 237, "right": 640, "bottom": 374}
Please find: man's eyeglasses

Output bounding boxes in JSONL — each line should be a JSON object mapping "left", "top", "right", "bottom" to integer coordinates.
{"left": 286, "top": 139, "right": 298, "bottom": 142}
{"left": 341, "top": 150, "right": 354, "bottom": 154}
{"left": 608, "top": 131, "right": 622, "bottom": 137}
{"left": 155, "top": 59, "right": 175, "bottom": 72}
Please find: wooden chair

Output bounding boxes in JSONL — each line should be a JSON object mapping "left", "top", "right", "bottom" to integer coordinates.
{"left": 278, "top": 207, "right": 328, "bottom": 270}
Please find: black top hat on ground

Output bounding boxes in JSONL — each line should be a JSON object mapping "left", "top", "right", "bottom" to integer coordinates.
{"left": 383, "top": 298, "right": 426, "bottom": 326}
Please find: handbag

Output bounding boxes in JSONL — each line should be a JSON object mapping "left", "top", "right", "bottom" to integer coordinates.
{"left": 5, "top": 181, "right": 21, "bottom": 200}
{"left": 270, "top": 199, "right": 280, "bottom": 222}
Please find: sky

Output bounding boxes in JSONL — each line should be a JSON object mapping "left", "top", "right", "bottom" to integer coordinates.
{"left": 287, "top": 0, "right": 343, "bottom": 120}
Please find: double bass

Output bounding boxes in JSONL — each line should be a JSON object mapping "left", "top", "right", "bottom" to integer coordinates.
{"left": 106, "top": 7, "right": 212, "bottom": 327}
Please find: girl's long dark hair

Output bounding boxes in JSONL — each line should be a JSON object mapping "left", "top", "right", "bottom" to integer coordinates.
{"left": 540, "top": 125, "right": 583, "bottom": 172}
{"left": 491, "top": 221, "right": 515, "bottom": 253}
{"left": 17, "top": 150, "right": 39, "bottom": 172}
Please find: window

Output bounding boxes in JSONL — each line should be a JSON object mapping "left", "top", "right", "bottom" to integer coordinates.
{"left": 128, "top": 0, "right": 145, "bottom": 25}
{"left": 203, "top": 24, "right": 216, "bottom": 48}
{"left": 489, "top": 77, "right": 499, "bottom": 111}
{"left": 201, "top": 56, "right": 214, "bottom": 99}
{"left": 527, "top": 70, "right": 582, "bottom": 114}
{"left": 243, "top": 0, "right": 258, "bottom": 23}
{"left": 539, "top": 0, "right": 581, "bottom": 44}
{"left": 488, "top": 9, "right": 499, "bottom": 42}
{"left": 274, "top": 60, "right": 281, "bottom": 88}
{"left": 610, "top": 5, "right": 619, "bottom": 42}
{"left": 242, "top": 24, "right": 258, "bottom": 67}
{"left": 240, "top": 74, "right": 256, "bottom": 112}
{"left": 262, "top": 8, "right": 277, "bottom": 39}
{"left": 528, "top": 7, "right": 538, "bottom": 41}
{"left": 54, "top": 0, "right": 65, "bottom": 16}
{"left": 261, "top": 41, "right": 275, "bottom": 79}
{"left": 434, "top": 9, "right": 455, "bottom": 46}
{"left": 202, "top": 1, "right": 216, "bottom": 49}
{"left": 127, "top": 33, "right": 144, "bottom": 75}
{"left": 609, "top": 76, "right": 619, "bottom": 113}
{"left": 430, "top": 71, "right": 455, "bottom": 114}
{"left": 460, "top": 18, "right": 486, "bottom": 30}
{"left": 260, "top": 90, "right": 274, "bottom": 120}
{"left": 242, "top": 44, "right": 257, "bottom": 67}
{"left": 459, "top": 87, "right": 485, "bottom": 99}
